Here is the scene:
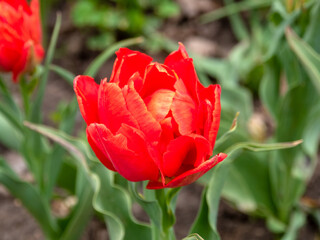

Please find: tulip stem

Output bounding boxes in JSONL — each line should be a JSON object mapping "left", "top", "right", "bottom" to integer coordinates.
{"left": 19, "top": 77, "right": 30, "bottom": 118}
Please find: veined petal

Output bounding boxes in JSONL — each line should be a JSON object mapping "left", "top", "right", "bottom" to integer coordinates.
{"left": 110, "top": 48, "right": 152, "bottom": 87}
{"left": 122, "top": 83, "right": 161, "bottom": 142}
{"left": 98, "top": 80, "right": 138, "bottom": 133}
{"left": 144, "top": 89, "right": 175, "bottom": 122}
{"left": 74, "top": 75, "right": 99, "bottom": 124}
{"left": 147, "top": 153, "right": 227, "bottom": 189}
{"left": 171, "top": 78, "right": 197, "bottom": 135}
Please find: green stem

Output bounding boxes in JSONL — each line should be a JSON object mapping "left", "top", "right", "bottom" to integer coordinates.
{"left": 19, "top": 77, "right": 30, "bottom": 118}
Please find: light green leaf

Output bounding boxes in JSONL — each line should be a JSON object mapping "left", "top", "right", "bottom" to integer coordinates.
{"left": 225, "top": 139, "right": 302, "bottom": 156}
{"left": 92, "top": 166, "right": 152, "bottom": 240}
{"left": 286, "top": 28, "right": 320, "bottom": 93}
{"left": 183, "top": 233, "right": 205, "bottom": 240}
{"left": 281, "top": 210, "right": 306, "bottom": 240}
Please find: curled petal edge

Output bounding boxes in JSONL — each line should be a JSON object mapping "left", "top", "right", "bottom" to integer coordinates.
{"left": 146, "top": 153, "right": 227, "bottom": 189}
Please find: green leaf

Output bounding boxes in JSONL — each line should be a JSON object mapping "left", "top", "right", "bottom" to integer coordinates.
{"left": 286, "top": 28, "right": 320, "bottom": 93}
{"left": 302, "top": 104, "right": 320, "bottom": 156}
{"left": 222, "top": 152, "right": 276, "bottom": 216}
{"left": 0, "top": 112, "right": 22, "bottom": 150}
{"left": 129, "top": 182, "right": 163, "bottom": 232}
{"left": 190, "top": 160, "right": 232, "bottom": 240}
{"left": 223, "top": 0, "right": 249, "bottom": 41}
{"left": 59, "top": 167, "right": 93, "bottom": 240}
{"left": 281, "top": 210, "right": 306, "bottom": 240}
{"left": 92, "top": 165, "right": 152, "bottom": 240}
{"left": 190, "top": 188, "right": 218, "bottom": 240}
{"left": 44, "top": 98, "right": 79, "bottom": 200}
{"left": 225, "top": 139, "right": 302, "bottom": 156}
{"left": 183, "top": 233, "right": 205, "bottom": 240}
{"left": 303, "top": 1, "right": 320, "bottom": 51}
{"left": 260, "top": 57, "right": 281, "bottom": 118}
{"left": 31, "top": 13, "right": 62, "bottom": 123}
{"left": 214, "top": 112, "right": 239, "bottom": 149}
{"left": 84, "top": 37, "right": 144, "bottom": 78}
{"left": 264, "top": 7, "right": 300, "bottom": 60}
{"left": 0, "top": 102, "right": 23, "bottom": 132}
{"left": 23, "top": 121, "right": 96, "bottom": 166}
{"left": 49, "top": 64, "right": 75, "bottom": 86}
{"left": 0, "top": 77, "right": 21, "bottom": 115}
{"left": 200, "top": 0, "right": 272, "bottom": 23}
{"left": 0, "top": 157, "right": 59, "bottom": 239}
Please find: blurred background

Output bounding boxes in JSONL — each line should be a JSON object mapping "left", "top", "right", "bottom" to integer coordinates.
{"left": 1, "top": 0, "right": 319, "bottom": 239}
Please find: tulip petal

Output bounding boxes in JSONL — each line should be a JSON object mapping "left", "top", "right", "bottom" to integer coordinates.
{"left": 98, "top": 80, "right": 139, "bottom": 133}
{"left": 110, "top": 48, "right": 152, "bottom": 87}
{"left": 122, "top": 83, "right": 161, "bottom": 142}
{"left": 88, "top": 123, "right": 159, "bottom": 182}
{"left": 2, "top": 0, "right": 31, "bottom": 13}
{"left": 164, "top": 42, "right": 189, "bottom": 65}
{"left": 199, "top": 84, "right": 221, "bottom": 148}
{"left": 139, "top": 63, "right": 177, "bottom": 98}
{"left": 171, "top": 78, "right": 197, "bottom": 135}
{"left": 162, "top": 134, "right": 211, "bottom": 178}
{"left": 165, "top": 44, "right": 199, "bottom": 102}
{"left": 147, "top": 153, "right": 227, "bottom": 189}
{"left": 162, "top": 136, "right": 195, "bottom": 177}
{"left": 74, "top": 75, "right": 99, "bottom": 124}
{"left": 144, "top": 89, "right": 175, "bottom": 122}
{"left": 86, "top": 127, "right": 116, "bottom": 171}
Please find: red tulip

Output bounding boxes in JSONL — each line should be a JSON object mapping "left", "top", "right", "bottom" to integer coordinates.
{"left": 0, "top": 0, "right": 44, "bottom": 82}
{"left": 74, "top": 43, "right": 227, "bottom": 189}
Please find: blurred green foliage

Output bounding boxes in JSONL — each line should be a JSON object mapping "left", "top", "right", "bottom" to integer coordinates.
{"left": 71, "top": 0, "right": 180, "bottom": 50}
{"left": 193, "top": 0, "right": 320, "bottom": 239}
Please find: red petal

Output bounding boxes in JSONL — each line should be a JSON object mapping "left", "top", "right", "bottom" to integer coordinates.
{"left": 165, "top": 44, "right": 199, "bottom": 102}
{"left": 88, "top": 123, "right": 159, "bottom": 182}
{"left": 139, "top": 63, "right": 177, "bottom": 99}
{"left": 164, "top": 43, "right": 189, "bottom": 66}
{"left": 162, "top": 136, "right": 195, "bottom": 177}
{"left": 74, "top": 75, "right": 99, "bottom": 124}
{"left": 158, "top": 117, "right": 174, "bottom": 154}
{"left": 2, "top": 0, "right": 31, "bottom": 13}
{"left": 28, "top": 0, "right": 42, "bottom": 46}
{"left": 86, "top": 126, "right": 116, "bottom": 171}
{"left": 98, "top": 80, "right": 138, "bottom": 133}
{"left": 110, "top": 48, "right": 152, "bottom": 87}
{"left": 162, "top": 134, "right": 211, "bottom": 178}
{"left": 171, "top": 78, "right": 197, "bottom": 135}
{"left": 122, "top": 83, "right": 161, "bottom": 142}
{"left": 144, "top": 89, "right": 175, "bottom": 122}
{"left": 198, "top": 84, "right": 221, "bottom": 148}
{"left": 147, "top": 153, "right": 227, "bottom": 189}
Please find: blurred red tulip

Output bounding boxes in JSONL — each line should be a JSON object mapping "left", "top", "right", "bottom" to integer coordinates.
{"left": 0, "top": 0, "right": 44, "bottom": 82}
{"left": 74, "top": 43, "right": 227, "bottom": 189}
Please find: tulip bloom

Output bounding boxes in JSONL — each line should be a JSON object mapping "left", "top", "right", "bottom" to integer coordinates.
{"left": 0, "top": 0, "right": 44, "bottom": 82}
{"left": 74, "top": 44, "right": 227, "bottom": 189}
